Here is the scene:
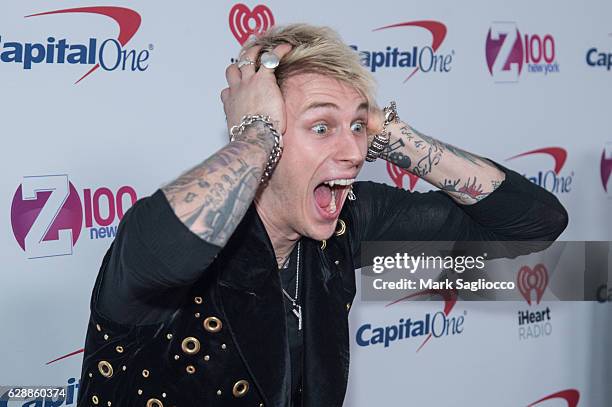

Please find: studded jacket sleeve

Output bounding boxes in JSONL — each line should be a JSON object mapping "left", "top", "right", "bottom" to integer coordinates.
{"left": 95, "top": 189, "right": 221, "bottom": 325}
{"left": 347, "top": 162, "right": 569, "bottom": 269}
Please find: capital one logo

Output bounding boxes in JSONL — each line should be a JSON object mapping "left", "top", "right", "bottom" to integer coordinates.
{"left": 352, "top": 20, "right": 453, "bottom": 82}
{"left": 0, "top": 6, "right": 150, "bottom": 84}
{"left": 601, "top": 143, "right": 612, "bottom": 193}
{"left": 486, "top": 22, "right": 559, "bottom": 82}
{"left": 506, "top": 147, "right": 573, "bottom": 194}
{"left": 229, "top": 3, "right": 275, "bottom": 45}
{"left": 356, "top": 288, "right": 465, "bottom": 352}
{"left": 528, "top": 389, "right": 580, "bottom": 407}
{"left": 10, "top": 175, "right": 137, "bottom": 259}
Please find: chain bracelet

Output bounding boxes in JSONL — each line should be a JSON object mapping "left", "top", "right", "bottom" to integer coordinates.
{"left": 229, "top": 115, "right": 283, "bottom": 184}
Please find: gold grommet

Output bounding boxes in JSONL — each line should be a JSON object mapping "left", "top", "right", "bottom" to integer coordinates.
{"left": 186, "top": 365, "right": 196, "bottom": 374}
{"left": 320, "top": 240, "right": 327, "bottom": 250}
{"left": 203, "top": 316, "right": 222, "bottom": 333}
{"left": 232, "top": 380, "right": 250, "bottom": 397}
{"left": 194, "top": 296, "right": 203, "bottom": 304}
{"left": 92, "top": 395, "right": 99, "bottom": 404}
{"left": 142, "top": 369, "right": 150, "bottom": 378}
{"left": 97, "top": 361, "right": 114, "bottom": 378}
{"left": 146, "top": 398, "right": 163, "bottom": 407}
{"left": 334, "top": 219, "right": 346, "bottom": 236}
{"left": 181, "top": 337, "right": 201, "bottom": 355}
{"left": 115, "top": 346, "right": 124, "bottom": 353}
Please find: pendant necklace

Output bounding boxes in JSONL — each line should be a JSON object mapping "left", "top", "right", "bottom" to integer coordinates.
{"left": 281, "top": 241, "right": 302, "bottom": 330}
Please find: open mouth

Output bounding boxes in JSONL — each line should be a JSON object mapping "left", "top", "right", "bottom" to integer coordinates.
{"left": 313, "top": 178, "right": 355, "bottom": 218}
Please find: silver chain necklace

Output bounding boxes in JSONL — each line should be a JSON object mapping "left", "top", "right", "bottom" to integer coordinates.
{"left": 281, "top": 241, "right": 302, "bottom": 330}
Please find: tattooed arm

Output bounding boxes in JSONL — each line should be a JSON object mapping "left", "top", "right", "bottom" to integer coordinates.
{"left": 379, "top": 122, "right": 505, "bottom": 205}
{"left": 161, "top": 123, "right": 274, "bottom": 247}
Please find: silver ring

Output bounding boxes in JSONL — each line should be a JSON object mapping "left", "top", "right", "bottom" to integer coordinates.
{"left": 260, "top": 52, "right": 280, "bottom": 70}
{"left": 236, "top": 58, "right": 255, "bottom": 69}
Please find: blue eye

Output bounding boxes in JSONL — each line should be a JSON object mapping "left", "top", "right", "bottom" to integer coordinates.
{"left": 312, "top": 123, "right": 328, "bottom": 135}
{"left": 351, "top": 121, "right": 365, "bottom": 133}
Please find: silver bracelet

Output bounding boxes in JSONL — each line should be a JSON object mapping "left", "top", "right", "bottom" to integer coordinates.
{"left": 366, "top": 101, "right": 399, "bottom": 162}
{"left": 229, "top": 115, "right": 283, "bottom": 184}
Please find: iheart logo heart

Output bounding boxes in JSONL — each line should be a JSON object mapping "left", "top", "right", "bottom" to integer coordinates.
{"left": 517, "top": 264, "right": 549, "bottom": 305}
{"left": 229, "top": 3, "right": 275, "bottom": 45}
{"left": 387, "top": 162, "right": 419, "bottom": 191}
{"left": 527, "top": 389, "right": 580, "bottom": 407}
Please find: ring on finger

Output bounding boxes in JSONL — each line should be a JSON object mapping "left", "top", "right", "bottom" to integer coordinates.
{"left": 236, "top": 58, "right": 255, "bottom": 69}
{"left": 260, "top": 52, "right": 280, "bottom": 70}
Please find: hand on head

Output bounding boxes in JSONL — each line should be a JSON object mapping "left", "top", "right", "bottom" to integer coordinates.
{"left": 221, "top": 43, "right": 293, "bottom": 135}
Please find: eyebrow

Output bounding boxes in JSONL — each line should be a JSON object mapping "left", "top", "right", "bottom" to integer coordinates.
{"left": 302, "top": 101, "right": 369, "bottom": 114}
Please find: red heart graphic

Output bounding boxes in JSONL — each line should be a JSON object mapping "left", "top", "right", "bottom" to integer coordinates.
{"left": 517, "top": 263, "right": 548, "bottom": 305}
{"left": 386, "top": 161, "right": 419, "bottom": 191}
{"left": 229, "top": 3, "right": 275, "bottom": 45}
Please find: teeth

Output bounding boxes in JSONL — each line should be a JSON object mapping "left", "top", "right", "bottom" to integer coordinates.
{"left": 329, "top": 188, "right": 337, "bottom": 213}
{"left": 324, "top": 178, "right": 355, "bottom": 187}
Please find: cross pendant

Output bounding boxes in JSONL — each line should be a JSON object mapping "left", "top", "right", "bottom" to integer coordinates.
{"left": 292, "top": 304, "right": 302, "bottom": 330}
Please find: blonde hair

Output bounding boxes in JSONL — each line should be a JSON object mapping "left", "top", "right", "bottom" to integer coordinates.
{"left": 246, "top": 24, "right": 376, "bottom": 106}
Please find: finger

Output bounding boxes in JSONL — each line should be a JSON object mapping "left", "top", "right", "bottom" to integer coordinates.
{"left": 238, "top": 45, "right": 262, "bottom": 79}
{"left": 257, "top": 43, "right": 292, "bottom": 75}
{"left": 225, "top": 64, "right": 241, "bottom": 88}
{"left": 367, "top": 105, "right": 384, "bottom": 135}
{"left": 220, "top": 87, "right": 230, "bottom": 103}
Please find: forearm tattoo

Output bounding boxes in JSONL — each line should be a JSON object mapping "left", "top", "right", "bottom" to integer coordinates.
{"left": 162, "top": 123, "right": 274, "bottom": 246}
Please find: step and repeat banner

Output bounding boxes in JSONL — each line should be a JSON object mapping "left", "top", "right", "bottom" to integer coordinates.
{"left": 1, "top": 0, "right": 611, "bottom": 406}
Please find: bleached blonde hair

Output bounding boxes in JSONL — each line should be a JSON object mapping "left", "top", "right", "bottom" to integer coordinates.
{"left": 246, "top": 24, "right": 376, "bottom": 106}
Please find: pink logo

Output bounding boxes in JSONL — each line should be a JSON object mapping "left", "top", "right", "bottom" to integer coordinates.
{"left": 601, "top": 145, "right": 612, "bottom": 192}
{"left": 388, "top": 288, "right": 458, "bottom": 351}
{"left": 229, "top": 3, "right": 275, "bottom": 45}
{"left": 486, "top": 23, "right": 523, "bottom": 80}
{"left": 10, "top": 175, "right": 137, "bottom": 259}
{"left": 527, "top": 389, "right": 580, "bottom": 407}
{"left": 25, "top": 6, "right": 143, "bottom": 84}
{"left": 517, "top": 264, "right": 548, "bottom": 305}
{"left": 387, "top": 162, "right": 419, "bottom": 191}
{"left": 486, "top": 22, "right": 558, "bottom": 82}
{"left": 11, "top": 176, "right": 83, "bottom": 258}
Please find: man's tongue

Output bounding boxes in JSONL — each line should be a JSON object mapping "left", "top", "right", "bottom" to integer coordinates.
{"left": 314, "top": 184, "right": 332, "bottom": 208}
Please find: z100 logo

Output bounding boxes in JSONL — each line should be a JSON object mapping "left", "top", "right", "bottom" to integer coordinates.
{"left": 486, "top": 22, "right": 560, "bottom": 82}
{"left": 0, "top": 6, "right": 151, "bottom": 84}
{"left": 10, "top": 175, "right": 137, "bottom": 259}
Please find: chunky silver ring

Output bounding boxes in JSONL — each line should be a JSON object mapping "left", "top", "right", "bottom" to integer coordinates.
{"left": 236, "top": 58, "right": 255, "bottom": 69}
{"left": 260, "top": 52, "right": 280, "bottom": 70}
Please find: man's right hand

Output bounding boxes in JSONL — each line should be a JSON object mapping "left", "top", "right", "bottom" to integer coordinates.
{"left": 221, "top": 43, "right": 293, "bottom": 136}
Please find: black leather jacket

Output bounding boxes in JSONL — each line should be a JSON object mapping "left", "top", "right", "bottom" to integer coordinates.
{"left": 77, "top": 164, "right": 568, "bottom": 406}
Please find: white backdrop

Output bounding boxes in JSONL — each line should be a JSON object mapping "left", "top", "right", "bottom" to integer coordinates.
{"left": 1, "top": 1, "right": 611, "bottom": 406}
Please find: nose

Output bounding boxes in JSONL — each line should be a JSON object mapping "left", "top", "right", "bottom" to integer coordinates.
{"left": 334, "top": 126, "right": 366, "bottom": 167}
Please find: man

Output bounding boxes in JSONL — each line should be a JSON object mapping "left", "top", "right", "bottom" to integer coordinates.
{"left": 77, "top": 24, "right": 568, "bottom": 406}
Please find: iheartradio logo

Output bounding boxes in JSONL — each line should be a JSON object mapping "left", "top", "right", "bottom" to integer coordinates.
{"left": 386, "top": 162, "right": 419, "bottom": 191}
{"left": 517, "top": 264, "right": 548, "bottom": 305}
{"left": 229, "top": 3, "right": 275, "bottom": 45}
